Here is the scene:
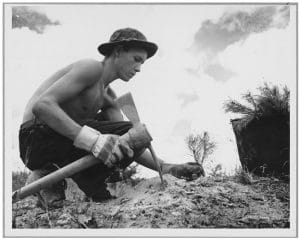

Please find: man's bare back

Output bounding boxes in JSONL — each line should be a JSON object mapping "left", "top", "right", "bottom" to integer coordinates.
{"left": 23, "top": 59, "right": 109, "bottom": 126}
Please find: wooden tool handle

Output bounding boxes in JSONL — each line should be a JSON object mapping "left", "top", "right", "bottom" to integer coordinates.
{"left": 12, "top": 155, "right": 98, "bottom": 203}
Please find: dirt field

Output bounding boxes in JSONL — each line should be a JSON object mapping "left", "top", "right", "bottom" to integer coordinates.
{"left": 12, "top": 174, "right": 289, "bottom": 229}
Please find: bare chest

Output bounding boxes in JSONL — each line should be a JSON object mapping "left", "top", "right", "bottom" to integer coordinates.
{"left": 62, "top": 84, "right": 105, "bottom": 122}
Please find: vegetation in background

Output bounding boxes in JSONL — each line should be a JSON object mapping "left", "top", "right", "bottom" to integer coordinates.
{"left": 233, "top": 166, "right": 253, "bottom": 185}
{"left": 12, "top": 170, "right": 30, "bottom": 192}
{"left": 210, "top": 164, "right": 225, "bottom": 177}
{"left": 106, "top": 163, "right": 143, "bottom": 186}
{"left": 224, "top": 83, "right": 290, "bottom": 127}
{"left": 121, "top": 164, "right": 144, "bottom": 187}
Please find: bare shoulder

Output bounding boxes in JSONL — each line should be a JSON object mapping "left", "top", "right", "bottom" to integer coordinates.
{"left": 70, "top": 58, "right": 103, "bottom": 81}
{"left": 75, "top": 58, "right": 102, "bottom": 68}
{"left": 73, "top": 59, "right": 102, "bottom": 72}
{"left": 36, "top": 59, "right": 103, "bottom": 102}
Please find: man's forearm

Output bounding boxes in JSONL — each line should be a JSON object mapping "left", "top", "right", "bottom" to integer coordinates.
{"left": 32, "top": 99, "right": 82, "bottom": 140}
{"left": 135, "top": 150, "right": 172, "bottom": 174}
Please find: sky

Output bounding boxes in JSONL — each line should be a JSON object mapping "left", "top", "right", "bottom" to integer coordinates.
{"left": 4, "top": 3, "right": 296, "bottom": 177}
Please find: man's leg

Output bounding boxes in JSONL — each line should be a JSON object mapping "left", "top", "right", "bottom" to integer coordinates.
{"left": 19, "top": 120, "right": 141, "bottom": 203}
{"left": 69, "top": 120, "right": 141, "bottom": 201}
{"left": 19, "top": 121, "right": 69, "bottom": 208}
{"left": 25, "top": 164, "right": 66, "bottom": 209}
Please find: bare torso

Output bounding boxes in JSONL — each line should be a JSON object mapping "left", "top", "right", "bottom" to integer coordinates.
{"left": 23, "top": 61, "right": 109, "bottom": 125}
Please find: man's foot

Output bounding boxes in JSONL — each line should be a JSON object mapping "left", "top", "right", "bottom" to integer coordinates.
{"left": 26, "top": 169, "right": 66, "bottom": 209}
{"left": 36, "top": 188, "right": 65, "bottom": 210}
{"left": 167, "top": 162, "right": 205, "bottom": 181}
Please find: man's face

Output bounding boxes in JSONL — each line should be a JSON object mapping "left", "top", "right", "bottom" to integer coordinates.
{"left": 115, "top": 48, "right": 148, "bottom": 81}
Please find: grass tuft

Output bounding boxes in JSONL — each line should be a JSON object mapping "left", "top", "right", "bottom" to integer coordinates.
{"left": 233, "top": 167, "right": 253, "bottom": 185}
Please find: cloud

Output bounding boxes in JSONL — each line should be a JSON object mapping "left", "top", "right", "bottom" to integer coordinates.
{"left": 12, "top": 6, "right": 60, "bottom": 34}
{"left": 177, "top": 92, "right": 199, "bottom": 108}
{"left": 204, "top": 63, "right": 236, "bottom": 82}
{"left": 192, "top": 5, "right": 290, "bottom": 55}
{"left": 185, "top": 68, "right": 201, "bottom": 79}
{"left": 187, "top": 5, "right": 290, "bottom": 83}
{"left": 171, "top": 119, "right": 192, "bottom": 137}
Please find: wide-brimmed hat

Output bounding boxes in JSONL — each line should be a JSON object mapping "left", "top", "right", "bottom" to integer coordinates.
{"left": 98, "top": 28, "right": 158, "bottom": 59}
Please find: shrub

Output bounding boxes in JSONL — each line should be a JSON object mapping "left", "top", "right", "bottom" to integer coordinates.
{"left": 12, "top": 170, "right": 30, "bottom": 192}
{"left": 210, "top": 164, "right": 224, "bottom": 177}
{"left": 224, "top": 83, "right": 289, "bottom": 127}
{"left": 185, "top": 131, "right": 217, "bottom": 174}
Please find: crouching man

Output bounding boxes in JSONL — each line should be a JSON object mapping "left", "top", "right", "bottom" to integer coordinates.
{"left": 19, "top": 28, "right": 205, "bottom": 208}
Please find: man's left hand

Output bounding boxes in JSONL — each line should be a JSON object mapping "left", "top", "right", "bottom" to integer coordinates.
{"left": 168, "top": 162, "right": 205, "bottom": 181}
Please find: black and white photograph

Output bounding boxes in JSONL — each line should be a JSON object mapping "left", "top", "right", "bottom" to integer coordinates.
{"left": 3, "top": 2, "right": 297, "bottom": 237}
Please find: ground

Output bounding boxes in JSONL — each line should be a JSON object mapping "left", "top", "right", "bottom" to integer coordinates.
{"left": 12, "top": 174, "right": 289, "bottom": 229}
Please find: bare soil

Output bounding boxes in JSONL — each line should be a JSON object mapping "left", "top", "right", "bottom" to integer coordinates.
{"left": 12, "top": 174, "right": 289, "bottom": 229}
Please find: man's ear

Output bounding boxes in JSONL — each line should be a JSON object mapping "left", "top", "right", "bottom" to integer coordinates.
{"left": 113, "top": 45, "right": 123, "bottom": 58}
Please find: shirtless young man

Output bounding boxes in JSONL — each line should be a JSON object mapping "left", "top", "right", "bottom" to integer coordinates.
{"left": 19, "top": 28, "right": 205, "bottom": 207}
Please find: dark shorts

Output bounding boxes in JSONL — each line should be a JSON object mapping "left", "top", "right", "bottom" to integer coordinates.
{"left": 19, "top": 118, "right": 134, "bottom": 199}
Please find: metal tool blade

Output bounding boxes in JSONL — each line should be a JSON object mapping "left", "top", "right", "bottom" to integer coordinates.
{"left": 116, "top": 93, "right": 140, "bottom": 124}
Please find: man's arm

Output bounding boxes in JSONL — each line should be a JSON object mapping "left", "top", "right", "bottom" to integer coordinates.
{"left": 135, "top": 150, "right": 169, "bottom": 173}
{"left": 136, "top": 151, "right": 205, "bottom": 180}
{"left": 32, "top": 59, "right": 102, "bottom": 140}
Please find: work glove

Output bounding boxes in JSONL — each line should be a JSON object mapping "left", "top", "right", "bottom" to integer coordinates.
{"left": 168, "top": 162, "right": 205, "bottom": 181}
{"left": 74, "top": 123, "right": 152, "bottom": 168}
{"left": 108, "top": 123, "right": 152, "bottom": 165}
{"left": 111, "top": 138, "right": 134, "bottom": 160}
{"left": 73, "top": 125, "right": 121, "bottom": 167}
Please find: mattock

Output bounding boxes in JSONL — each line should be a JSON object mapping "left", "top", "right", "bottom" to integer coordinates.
{"left": 116, "top": 93, "right": 165, "bottom": 189}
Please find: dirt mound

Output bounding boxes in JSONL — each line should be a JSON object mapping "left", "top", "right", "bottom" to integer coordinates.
{"left": 12, "top": 174, "right": 289, "bottom": 229}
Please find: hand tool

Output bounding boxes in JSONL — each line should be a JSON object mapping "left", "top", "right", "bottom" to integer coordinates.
{"left": 116, "top": 93, "right": 165, "bottom": 189}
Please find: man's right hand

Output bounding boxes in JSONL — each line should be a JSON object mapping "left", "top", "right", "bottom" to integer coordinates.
{"left": 73, "top": 125, "right": 135, "bottom": 168}
{"left": 91, "top": 134, "right": 119, "bottom": 167}
{"left": 73, "top": 125, "right": 118, "bottom": 167}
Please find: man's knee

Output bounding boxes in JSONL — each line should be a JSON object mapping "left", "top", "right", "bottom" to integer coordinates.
{"left": 85, "top": 119, "right": 133, "bottom": 136}
{"left": 120, "top": 121, "right": 134, "bottom": 134}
